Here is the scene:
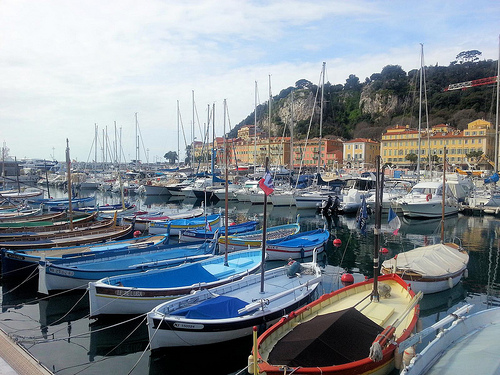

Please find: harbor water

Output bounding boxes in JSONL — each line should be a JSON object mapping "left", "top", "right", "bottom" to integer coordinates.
{"left": 0, "top": 189, "right": 499, "bottom": 375}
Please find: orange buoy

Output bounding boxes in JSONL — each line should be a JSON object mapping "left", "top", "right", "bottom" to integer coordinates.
{"left": 380, "top": 247, "right": 389, "bottom": 254}
{"left": 341, "top": 273, "right": 354, "bottom": 284}
{"left": 333, "top": 238, "right": 342, "bottom": 247}
{"left": 133, "top": 230, "right": 141, "bottom": 237}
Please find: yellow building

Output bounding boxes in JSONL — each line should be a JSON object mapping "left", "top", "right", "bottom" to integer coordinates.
{"left": 380, "top": 119, "right": 495, "bottom": 169}
{"left": 343, "top": 138, "right": 380, "bottom": 169}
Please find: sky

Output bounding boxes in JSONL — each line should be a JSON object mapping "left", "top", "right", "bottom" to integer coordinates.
{"left": 1, "top": 0, "right": 499, "bottom": 164}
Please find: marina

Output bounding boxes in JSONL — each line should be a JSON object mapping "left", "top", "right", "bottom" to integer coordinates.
{"left": 0, "top": 184, "right": 498, "bottom": 374}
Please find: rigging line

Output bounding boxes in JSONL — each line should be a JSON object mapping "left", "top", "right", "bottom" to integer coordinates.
{"left": 1, "top": 267, "right": 39, "bottom": 291}
{"left": 85, "top": 136, "right": 96, "bottom": 164}
{"left": 69, "top": 315, "right": 149, "bottom": 375}
{"left": 178, "top": 108, "right": 189, "bottom": 152}
{"left": 43, "top": 290, "right": 89, "bottom": 329}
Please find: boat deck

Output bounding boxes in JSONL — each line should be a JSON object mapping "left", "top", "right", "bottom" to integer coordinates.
{"left": 425, "top": 311, "right": 500, "bottom": 375}
{"left": 295, "top": 279, "right": 416, "bottom": 338}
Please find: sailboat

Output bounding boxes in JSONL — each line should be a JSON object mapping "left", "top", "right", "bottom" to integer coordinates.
{"left": 381, "top": 147, "right": 469, "bottom": 294}
{"left": 252, "top": 156, "right": 421, "bottom": 375}
{"left": 146, "top": 157, "right": 323, "bottom": 348}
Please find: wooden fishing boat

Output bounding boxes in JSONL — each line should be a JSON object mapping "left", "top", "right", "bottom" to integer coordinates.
{"left": 0, "top": 211, "right": 97, "bottom": 230}
{"left": 149, "top": 213, "right": 221, "bottom": 236}
{"left": 32, "top": 195, "right": 97, "bottom": 210}
{"left": 0, "top": 222, "right": 133, "bottom": 250}
{"left": 69, "top": 202, "right": 135, "bottom": 215}
{"left": 88, "top": 248, "right": 263, "bottom": 317}
{"left": 122, "top": 207, "right": 204, "bottom": 231}
{"left": 218, "top": 221, "right": 300, "bottom": 252}
{"left": 0, "top": 189, "right": 43, "bottom": 199}
{"left": 380, "top": 243, "right": 469, "bottom": 294}
{"left": 38, "top": 238, "right": 216, "bottom": 294}
{"left": 0, "top": 210, "right": 64, "bottom": 224}
{"left": 147, "top": 254, "right": 322, "bottom": 348}
{"left": 1, "top": 233, "right": 168, "bottom": 279}
{"left": 0, "top": 208, "right": 44, "bottom": 221}
{"left": 251, "top": 155, "right": 422, "bottom": 375}
{"left": 253, "top": 274, "right": 421, "bottom": 375}
{"left": 178, "top": 220, "right": 258, "bottom": 242}
{"left": 0, "top": 215, "right": 112, "bottom": 241}
{"left": 265, "top": 228, "right": 329, "bottom": 260}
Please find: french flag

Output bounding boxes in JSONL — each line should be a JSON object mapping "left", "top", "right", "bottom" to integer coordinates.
{"left": 387, "top": 207, "right": 401, "bottom": 235}
{"left": 259, "top": 170, "right": 274, "bottom": 196}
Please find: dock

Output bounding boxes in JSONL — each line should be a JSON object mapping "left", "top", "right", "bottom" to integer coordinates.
{"left": 0, "top": 329, "right": 53, "bottom": 375}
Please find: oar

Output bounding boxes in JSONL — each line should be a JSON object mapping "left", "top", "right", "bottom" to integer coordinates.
{"left": 398, "top": 303, "right": 474, "bottom": 353}
{"left": 237, "top": 275, "right": 323, "bottom": 315}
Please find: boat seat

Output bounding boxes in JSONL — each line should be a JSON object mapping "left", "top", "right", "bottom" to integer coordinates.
{"left": 361, "top": 303, "right": 395, "bottom": 326}
{"left": 232, "top": 258, "right": 254, "bottom": 267}
{"left": 212, "top": 269, "right": 235, "bottom": 279}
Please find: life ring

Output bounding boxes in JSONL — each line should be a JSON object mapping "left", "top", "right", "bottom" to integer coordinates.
{"left": 426, "top": 193, "right": 432, "bottom": 202}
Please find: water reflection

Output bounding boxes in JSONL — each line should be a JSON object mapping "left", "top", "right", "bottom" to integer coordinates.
{"left": 1, "top": 190, "right": 500, "bottom": 375}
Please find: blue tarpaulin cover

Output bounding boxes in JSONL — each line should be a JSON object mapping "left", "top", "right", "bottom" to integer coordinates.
{"left": 171, "top": 296, "right": 248, "bottom": 319}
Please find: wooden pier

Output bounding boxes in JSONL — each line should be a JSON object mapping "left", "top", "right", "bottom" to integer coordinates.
{"left": 0, "top": 329, "right": 53, "bottom": 375}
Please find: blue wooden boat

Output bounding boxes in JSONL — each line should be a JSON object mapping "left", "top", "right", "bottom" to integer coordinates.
{"left": 88, "top": 248, "right": 262, "bottom": 317}
{"left": 149, "top": 214, "right": 221, "bottom": 236}
{"left": 38, "top": 238, "right": 217, "bottom": 294}
{"left": 146, "top": 254, "right": 322, "bottom": 348}
{"left": 32, "top": 196, "right": 97, "bottom": 210}
{"left": 0, "top": 222, "right": 133, "bottom": 251}
{"left": 1, "top": 232, "right": 167, "bottom": 279}
{"left": 218, "top": 222, "right": 300, "bottom": 253}
{"left": 178, "top": 220, "right": 258, "bottom": 242}
{"left": 265, "top": 228, "right": 330, "bottom": 260}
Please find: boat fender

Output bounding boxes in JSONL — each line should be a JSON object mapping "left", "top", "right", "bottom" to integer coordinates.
{"left": 416, "top": 319, "right": 423, "bottom": 333}
{"left": 287, "top": 260, "right": 301, "bottom": 278}
{"left": 402, "top": 346, "right": 416, "bottom": 367}
{"left": 464, "top": 269, "right": 468, "bottom": 278}
{"left": 247, "top": 354, "right": 254, "bottom": 374}
{"left": 447, "top": 277, "right": 453, "bottom": 289}
{"left": 426, "top": 193, "right": 432, "bottom": 202}
{"left": 394, "top": 347, "right": 403, "bottom": 369}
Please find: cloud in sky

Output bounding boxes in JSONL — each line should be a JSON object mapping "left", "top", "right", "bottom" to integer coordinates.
{"left": 1, "top": 0, "right": 498, "bottom": 163}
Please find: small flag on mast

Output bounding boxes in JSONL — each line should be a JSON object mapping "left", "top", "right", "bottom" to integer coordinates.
{"left": 356, "top": 196, "right": 368, "bottom": 235}
{"left": 259, "top": 169, "right": 274, "bottom": 196}
{"left": 387, "top": 207, "right": 401, "bottom": 235}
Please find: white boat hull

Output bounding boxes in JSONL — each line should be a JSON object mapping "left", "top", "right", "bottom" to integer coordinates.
{"left": 147, "top": 264, "right": 322, "bottom": 348}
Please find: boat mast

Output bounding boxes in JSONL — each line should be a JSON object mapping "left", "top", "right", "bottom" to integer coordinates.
{"left": 135, "top": 113, "right": 139, "bottom": 168}
{"left": 224, "top": 99, "right": 229, "bottom": 267}
{"left": 290, "top": 89, "right": 294, "bottom": 172}
{"left": 441, "top": 147, "right": 446, "bottom": 243}
{"left": 94, "top": 124, "right": 98, "bottom": 171}
{"left": 495, "top": 34, "right": 500, "bottom": 172}
{"left": 417, "top": 44, "right": 423, "bottom": 183}
{"left": 65, "top": 139, "right": 74, "bottom": 230}
{"left": 177, "top": 100, "right": 180, "bottom": 170}
{"left": 371, "top": 155, "right": 384, "bottom": 302}
{"left": 268, "top": 75, "right": 272, "bottom": 161}
{"left": 254, "top": 81, "right": 258, "bottom": 170}
{"left": 192, "top": 90, "right": 195, "bottom": 168}
{"left": 261, "top": 156, "right": 270, "bottom": 293}
{"left": 317, "top": 62, "right": 325, "bottom": 175}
